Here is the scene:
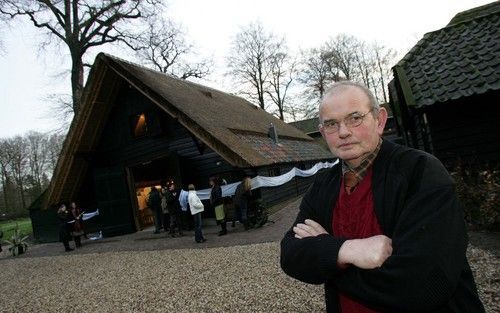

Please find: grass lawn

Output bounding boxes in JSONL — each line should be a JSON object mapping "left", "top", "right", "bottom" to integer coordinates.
{"left": 0, "top": 218, "right": 33, "bottom": 242}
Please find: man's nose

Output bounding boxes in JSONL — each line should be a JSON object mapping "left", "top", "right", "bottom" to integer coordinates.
{"left": 337, "top": 121, "right": 351, "bottom": 138}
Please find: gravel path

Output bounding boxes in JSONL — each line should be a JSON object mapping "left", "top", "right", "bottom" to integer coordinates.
{"left": 0, "top": 197, "right": 498, "bottom": 312}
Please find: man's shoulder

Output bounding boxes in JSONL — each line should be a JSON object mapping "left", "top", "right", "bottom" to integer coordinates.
{"left": 309, "top": 161, "right": 341, "bottom": 187}
{"left": 380, "top": 140, "right": 442, "bottom": 167}
{"left": 379, "top": 140, "right": 453, "bottom": 186}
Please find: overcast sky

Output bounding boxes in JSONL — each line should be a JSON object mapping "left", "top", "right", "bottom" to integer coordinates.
{"left": 0, "top": 0, "right": 492, "bottom": 138}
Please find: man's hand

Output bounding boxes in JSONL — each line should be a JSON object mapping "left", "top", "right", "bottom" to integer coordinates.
{"left": 338, "top": 235, "right": 393, "bottom": 269}
{"left": 293, "top": 219, "right": 328, "bottom": 239}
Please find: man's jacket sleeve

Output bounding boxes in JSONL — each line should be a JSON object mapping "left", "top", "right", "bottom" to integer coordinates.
{"left": 280, "top": 185, "right": 346, "bottom": 284}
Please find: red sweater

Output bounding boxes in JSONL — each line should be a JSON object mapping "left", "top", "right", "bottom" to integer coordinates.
{"left": 332, "top": 168, "right": 382, "bottom": 313}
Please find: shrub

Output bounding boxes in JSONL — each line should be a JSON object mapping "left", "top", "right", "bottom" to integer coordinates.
{"left": 451, "top": 162, "right": 500, "bottom": 231}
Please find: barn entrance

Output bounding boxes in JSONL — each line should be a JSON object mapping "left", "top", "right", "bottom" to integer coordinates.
{"left": 128, "top": 155, "right": 181, "bottom": 230}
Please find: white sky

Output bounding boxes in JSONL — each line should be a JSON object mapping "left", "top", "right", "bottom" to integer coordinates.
{"left": 0, "top": 0, "right": 493, "bottom": 138}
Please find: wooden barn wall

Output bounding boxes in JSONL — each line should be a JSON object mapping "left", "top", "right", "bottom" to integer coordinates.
{"left": 82, "top": 86, "right": 236, "bottom": 236}
{"left": 408, "top": 109, "right": 433, "bottom": 153}
{"left": 93, "top": 86, "right": 233, "bottom": 185}
{"left": 30, "top": 208, "right": 59, "bottom": 243}
{"left": 424, "top": 91, "right": 500, "bottom": 167}
{"left": 257, "top": 162, "right": 321, "bottom": 208}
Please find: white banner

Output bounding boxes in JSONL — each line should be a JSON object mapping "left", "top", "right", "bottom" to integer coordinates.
{"left": 179, "top": 160, "right": 338, "bottom": 204}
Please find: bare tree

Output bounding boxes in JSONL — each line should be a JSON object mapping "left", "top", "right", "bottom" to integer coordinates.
{"left": 5, "top": 136, "right": 28, "bottom": 209}
{"left": 0, "top": 139, "right": 13, "bottom": 212}
{"left": 227, "top": 21, "right": 284, "bottom": 110}
{"left": 323, "top": 34, "right": 362, "bottom": 81}
{"left": 129, "top": 18, "right": 212, "bottom": 80}
{"left": 266, "top": 44, "right": 296, "bottom": 120}
{"left": 25, "top": 131, "right": 49, "bottom": 194}
{"left": 0, "top": 0, "right": 162, "bottom": 115}
{"left": 298, "top": 35, "right": 397, "bottom": 114}
{"left": 298, "top": 48, "right": 332, "bottom": 105}
{"left": 44, "top": 93, "right": 74, "bottom": 134}
{"left": 372, "top": 43, "right": 397, "bottom": 103}
{"left": 46, "top": 132, "right": 65, "bottom": 175}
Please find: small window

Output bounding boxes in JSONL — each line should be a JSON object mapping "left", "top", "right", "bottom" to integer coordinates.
{"left": 131, "top": 113, "right": 148, "bottom": 138}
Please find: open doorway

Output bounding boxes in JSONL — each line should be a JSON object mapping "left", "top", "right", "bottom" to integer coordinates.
{"left": 129, "top": 155, "right": 181, "bottom": 230}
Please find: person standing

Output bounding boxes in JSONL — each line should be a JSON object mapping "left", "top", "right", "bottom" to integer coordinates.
{"left": 233, "top": 177, "right": 252, "bottom": 230}
{"left": 69, "top": 201, "right": 84, "bottom": 247}
{"left": 147, "top": 186, "right": 162, "bottom": 234}
{"left": 210, "top": 176, "right": 227, "bottom": 236}
{"left": 160, "top": 186, "right": 170, "bottom": 233}
{"left": 187, "top": 184, "right": 206, "bottom": 243}
{"left": 280, "top": 81, "right": 484, "bottom": 312}
{"left": 57, "top": 203, "right": 73, "bottom": 252}
{"left": 167, "top": 182, "right": 183, "bottom": 237}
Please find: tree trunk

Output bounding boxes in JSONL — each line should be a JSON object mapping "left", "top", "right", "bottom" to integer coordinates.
{"left": 71, "top": 52, "right": 84, "bottom": 115}
{"left": 0, "top": 170, "right": 9, "bottom": 212}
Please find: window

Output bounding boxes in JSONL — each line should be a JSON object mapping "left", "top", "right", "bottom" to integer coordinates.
{"left": 131, "top": 113, "right": 148, "bottom": 138}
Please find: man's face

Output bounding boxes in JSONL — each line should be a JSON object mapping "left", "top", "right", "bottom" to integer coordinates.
{"left": 319, "top": 87, "right": 387, "bottom": 168}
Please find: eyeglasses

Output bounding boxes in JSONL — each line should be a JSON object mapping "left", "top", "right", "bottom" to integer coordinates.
{"left": 319, "top": 108, "right": 375, "bottom": 134}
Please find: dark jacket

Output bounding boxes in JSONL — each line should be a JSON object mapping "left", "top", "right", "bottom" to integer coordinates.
{"left": 166, "top": 189, "right": 182, "bottom": 214}
{"left": 280, "top": 140, "right": 484, "bottom": 313}
{"left": 148, "top": 188, "right": 162, "bottom": 212}
{"left": 57, "top": 208, "right": 73, "bottom": 242}
{"left": 234, "top": 183, "right": 251, "bottom": 209}
{"left": 210, "top": 185, "right": 223, "bottom": 207}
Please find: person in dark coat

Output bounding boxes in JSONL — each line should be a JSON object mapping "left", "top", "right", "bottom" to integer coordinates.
{"left": 70, "top": 201, "right": 84, "bottom": 247}
{"left": 167, "top": 182, "right": 183, "bottom": 237}
{"left": 57, "top": 203, "right": 73, "bottom": 252}
{"left": 147, "top": 186, "right": 162, "bottom": 234}
{"left": 210, "top": 176, "right": 227, "bottom": 236}
{"left": 233, "top": 177, "right": 252, "bottom": 230}
{"left": 280, "top": 81, "right": 484, "bottom": 312}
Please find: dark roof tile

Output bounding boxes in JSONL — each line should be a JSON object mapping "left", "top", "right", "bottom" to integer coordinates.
{"left": 394, "top": 2, "right": 500, "bottom": 106}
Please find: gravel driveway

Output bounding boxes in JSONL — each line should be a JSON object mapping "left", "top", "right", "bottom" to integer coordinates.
{"left": 0, "top": 197, "right": 498, "bottom": 312}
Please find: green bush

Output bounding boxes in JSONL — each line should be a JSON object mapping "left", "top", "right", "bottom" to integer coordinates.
{"left": 451, "top": 163, "right": 500, "bottom": 231}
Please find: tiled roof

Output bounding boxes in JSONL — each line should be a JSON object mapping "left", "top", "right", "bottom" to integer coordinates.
{"left": 289, "top": 117, "right": 320, "bottom": 135}
{"left": 393, "top": 1, "right": 500, "bottom": 107}
{"left": 232, "top": 131, "right": 328, "bottom": 164}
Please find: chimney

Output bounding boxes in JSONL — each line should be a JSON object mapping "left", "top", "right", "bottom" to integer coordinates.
{"left": 268, "top": 123, "right": 279, "bottom": 144}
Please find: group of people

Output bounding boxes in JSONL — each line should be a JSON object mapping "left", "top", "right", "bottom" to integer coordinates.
{"left": 57, "top": 201, "right": 85, "bottom": 252}
{"left": 148, "top": 182, "right": 185, "bottom": 237}
{"left": 147, "top": 176, "right": 253, "bottom": 244}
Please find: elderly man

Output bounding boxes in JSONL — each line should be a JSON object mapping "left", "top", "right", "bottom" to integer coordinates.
{"left": 280, "top": 81, "right": 484, "bottom": 312}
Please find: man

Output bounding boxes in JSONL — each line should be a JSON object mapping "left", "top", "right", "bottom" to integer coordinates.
{"left": 147, "top": 186, "right": 162, "bottom": 234}
{"left": 280, "top": 81, "right": 484, "bottom": 312}
{"left": 166, "top": 182, "right": 183, "bottom": 237}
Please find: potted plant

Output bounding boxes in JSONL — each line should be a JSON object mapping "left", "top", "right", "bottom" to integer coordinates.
{"left": 3, "top": 224, "right": 29, "bottom": 256}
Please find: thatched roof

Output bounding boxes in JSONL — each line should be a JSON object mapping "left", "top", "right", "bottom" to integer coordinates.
{"left": 44, "top": 53, "right": 331, "bottom": 208}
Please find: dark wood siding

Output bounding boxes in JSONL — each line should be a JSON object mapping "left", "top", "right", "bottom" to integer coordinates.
{"left": 30, "top": 208, "right": 59, "bottom": 243}
{"left": 424, "top": 92, "right": 500, "bottom": 167}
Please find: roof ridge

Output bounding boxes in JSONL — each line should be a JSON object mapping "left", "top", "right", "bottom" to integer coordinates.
{"left": 447, "top": 1, "right": 500, "bottom": 26}
{"left": 98, "top": 52, "right": 251, "bottom": 105}
{"left": 396, "top": 4, "right": 499, "bottom": 67}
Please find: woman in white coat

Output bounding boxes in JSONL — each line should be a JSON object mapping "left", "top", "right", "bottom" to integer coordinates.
{"left": 188, "top": 184, "right": 206, "bottom": 243}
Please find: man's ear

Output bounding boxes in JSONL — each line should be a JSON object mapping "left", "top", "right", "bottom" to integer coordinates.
{"left": 376, "top": 107, "right": 388, "bottom": 135}
{"left": 319, "top": 126, "right": 325, "bottom": 138}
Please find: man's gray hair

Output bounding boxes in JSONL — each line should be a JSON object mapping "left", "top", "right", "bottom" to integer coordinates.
{"left": 320, "top": 81, "right": 380, "bottom": 113}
